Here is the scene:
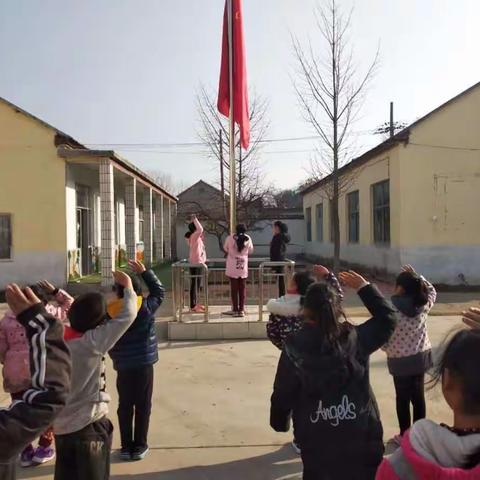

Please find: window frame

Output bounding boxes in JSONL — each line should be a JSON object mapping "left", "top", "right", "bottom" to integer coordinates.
{"left": 305, "top": 207, "right": 312, "bottom": 242}
{"left": 371, "top": 180, "right": 390, "bottom": 245}
{"left": 0, "top": 213, "right": 13, "bottom": 261}
{"left": 347, "top": 190, "right": 360, "bottom": 244}
{"left": 315, "top": 203, "right": 323, "bottom": 242}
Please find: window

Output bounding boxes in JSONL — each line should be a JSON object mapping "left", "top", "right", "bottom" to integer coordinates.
{"left": 138, "top": 206, "right": 144, "bottom": 242}
{"left": 315, "top": 203, "right": 323, "bottom": 242}
{"left": 347, "top": 191, "right": 360, "bottom": 243}
{"left": 305, "top": 207, "right": 312, "bottom": 242}
{"left": 0, "top": 214, "right": 12, "bottom": 259}
{"left": 76, "top": 185, "right": 90, "bottom": 209}
{"left": 329, "top": 199, "right": 335, "bottom": 242}
{"left": 372, "top": 180, "right": 390, "bottom": 244}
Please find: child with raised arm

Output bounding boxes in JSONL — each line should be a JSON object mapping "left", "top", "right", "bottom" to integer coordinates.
{"left": 270, "top": 271, "right": 397, "bottom": 480}
{"left": 0, "top": 284, "right": 71, "bottom": 480}
{"left": 224, "top": 224, "right": 254, "bottom": 318}
{"left": 185, "top": 215, "right": 207, "bottom": 313}
{"left": 266, "top": 265, "right": 343, "bottom": 350}
{"left": 53, "top": 271, "right": 137, "bottom": 480}
{"left": 109, "top": 260, "right": 165, "bottom": 461}
{"left": 0, "top": 280, "right": 73, "bottom": 467}
{"left": 376, "top": 328, "right": 480, "bottom": 478}
{"left": 384, "top": 265, "right": 436, "bottom": 444}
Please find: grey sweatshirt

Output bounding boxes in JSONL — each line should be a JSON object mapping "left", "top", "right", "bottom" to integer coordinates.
{"left": 54, "top": 288, "right": 137, "bottom": 435}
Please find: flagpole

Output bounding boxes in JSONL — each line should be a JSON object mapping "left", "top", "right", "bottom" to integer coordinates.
{"left": 227, "top": 0, "right": 236, "bottom": 233}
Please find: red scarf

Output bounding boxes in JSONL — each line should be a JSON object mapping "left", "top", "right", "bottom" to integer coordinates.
{"left": 64, "top": 325, "right": 83, "bottom": 342}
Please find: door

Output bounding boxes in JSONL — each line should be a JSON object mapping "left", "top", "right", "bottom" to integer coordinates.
{"left": 76, "top": 208, "right": 91, "bottom": 276}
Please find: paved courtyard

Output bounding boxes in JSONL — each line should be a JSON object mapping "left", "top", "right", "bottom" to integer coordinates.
{"left": 5, "top": 312, "right": 462, "bottom": 480}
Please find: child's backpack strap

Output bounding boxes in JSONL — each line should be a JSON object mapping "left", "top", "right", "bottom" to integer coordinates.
{"left": 388, "top": 448, "right": 417, "bottom": 480}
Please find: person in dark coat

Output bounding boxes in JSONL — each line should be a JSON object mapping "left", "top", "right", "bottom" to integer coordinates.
{"left": 108, "top": 260, "right": 165, "bottom": 462}
{"left": 270, "top": 221, "right": 291, "bottom": 297}
{"left": 270, "top": 271, "right": 398, "bottom": 480}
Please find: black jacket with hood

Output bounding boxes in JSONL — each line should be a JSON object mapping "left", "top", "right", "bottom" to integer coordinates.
{"left": 270, "top": 284, "right": 397, "bottom": 478}
{"left": 270, "top": 232, "right": 291, "bottom": 261}
{"left": 0, "top": 304, "right": 71, "bottom": 480}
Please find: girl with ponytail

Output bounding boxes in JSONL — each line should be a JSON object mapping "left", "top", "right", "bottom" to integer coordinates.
{"left": 270, "top": 270, "right": 398, "bottom": 479}
{"left": 377, "top": 327, "right": 480, "bottom": 479}
{"left": 383, "top": 265, "right": 437, "bottom": 445}
{"left": 223, "top": 224, "right": 253, "bottom": 317}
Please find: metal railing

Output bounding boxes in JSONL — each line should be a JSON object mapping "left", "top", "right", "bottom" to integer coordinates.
{"left": 258, "top": 260, "right": 295, "bottom": 322}
{"left": 171, "top": 258, "right": 295, "bottom": 323}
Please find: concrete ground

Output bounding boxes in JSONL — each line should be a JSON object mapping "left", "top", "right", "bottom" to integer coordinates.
{"left": 4, "top": 311, "right": 461, "bottom": 479}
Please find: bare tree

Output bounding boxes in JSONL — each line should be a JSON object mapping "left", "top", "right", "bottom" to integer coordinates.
{"left": 292, "top": 0, "right": 379, "bottom": 270}
{"left": 194, "top": 85, "right": 273, "bottom": 250}
{"left": 147, "top": 171, "right": 187, "bottom": 196}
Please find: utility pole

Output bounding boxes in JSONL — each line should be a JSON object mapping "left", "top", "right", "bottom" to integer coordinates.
{"left": 389, "top": 101, "right": 394, "bottom": 138}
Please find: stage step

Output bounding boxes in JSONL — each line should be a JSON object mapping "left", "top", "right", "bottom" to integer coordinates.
{"left": 168, "top": 320, "right": 267, "bottom": 341}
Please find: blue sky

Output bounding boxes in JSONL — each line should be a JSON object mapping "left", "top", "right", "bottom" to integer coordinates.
{"left": 1, "top": 0, "right": 479, "bottom": 191}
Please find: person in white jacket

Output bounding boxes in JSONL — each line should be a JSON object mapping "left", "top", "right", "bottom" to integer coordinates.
{"left": 266, "top": 266, "right": 343, "bottom": 350}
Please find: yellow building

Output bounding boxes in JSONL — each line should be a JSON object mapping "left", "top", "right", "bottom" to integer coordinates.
{"left": 0, "top": 97, "right": 177, "bottom": 290}
{"left": 301, "top": 82, "right": 480, "bottom": 285}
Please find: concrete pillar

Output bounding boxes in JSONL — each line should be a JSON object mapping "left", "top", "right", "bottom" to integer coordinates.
{"left": 143, "top": 187, "right": 153, "bottom": 266}
{"left": 125, "top": 177, "right": 137, "bottom": 261}
{"left": 164, "top": 200, "right": 172, "bottom": 259}
{"left": 99, "top": 159, "right": 115, "bottom": 287}
{"left": 154, "top": 195, "right": 164, "bottom": 263}
{"left": 171, "top": 202, "right": 177, "bottom": 260}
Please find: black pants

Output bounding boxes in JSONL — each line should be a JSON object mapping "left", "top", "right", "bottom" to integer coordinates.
{"left": 274, "top": 266, "right": 286, "bottom": 297}
{"left": 190, "top": 267, "right": 201, "bottom": 309}
{"left": 54, "top": 416, "right": 113, "bottom": 480}
{"left": 230, "top": 277, "right": 246, "bottom": 312}
{"left": 393, "top": 374, "right": 426, "bottom": 434}
{"left": 116, "top": 365, "right": 154, "bottom": 450}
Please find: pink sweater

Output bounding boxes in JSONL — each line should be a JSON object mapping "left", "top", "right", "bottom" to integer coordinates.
{"left": 224, "top": 234, "right": 253, "bottom": 279}
{"left": 188, "top": 217, "right": 207, "bottom": 265}
{"left": 0, "top": 290, "right": 73, "bottom": 393}
{"left": 376, "top": 423, "right": 480, "bottom": 479}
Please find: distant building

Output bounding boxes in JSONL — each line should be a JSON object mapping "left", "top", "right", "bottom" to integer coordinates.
{"left": 176, "top": 180, "right": 304, "bottom": 259}
{"left": 0, "top": 97, "right": 177, "bottom": 289}
{"left": 301, "top": 82, "right": 480, "bottom": 285}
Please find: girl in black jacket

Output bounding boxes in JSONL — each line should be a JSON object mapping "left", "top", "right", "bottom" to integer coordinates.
{"left": 270, "top": 271, "right": 397, "bottom": 480}
{"left": 270, "top": 221, "right": 291, "bottom": 297}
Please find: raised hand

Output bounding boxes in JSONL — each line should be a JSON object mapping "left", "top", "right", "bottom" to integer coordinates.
{"left": 462, "top": 307, "right": 480, "bottom": 330}
{"left": 339, "top": 271, "right": 368, "bottom": 290}
{"left": 112, "top": 271, "right": 133, "bottom": 290}
{"left": 401, "top": 265, "right": 416, "bottom": 274}
{"left": 128, "top": 259, "right": 146, "bottom": 274}
{"left": 313, "top": 265, "right": 330, "bottom": 279}
{"left": 37, "top": 280, "right": 56, "bottom": 294}
{"left": 6, "top": 284, "right": 42, "bottom": 315}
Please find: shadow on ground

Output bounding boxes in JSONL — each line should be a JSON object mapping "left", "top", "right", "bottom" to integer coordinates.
{"left": 111, "top": 445, "right": 302, "bottom": 480}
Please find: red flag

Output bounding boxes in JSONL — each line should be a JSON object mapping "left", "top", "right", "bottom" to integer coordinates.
{"left": 217, "top": 0, "right": 250, "bottom": 150}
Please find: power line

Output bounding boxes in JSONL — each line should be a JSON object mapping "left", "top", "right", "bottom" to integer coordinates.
{"left": 84, "top": 130, "right": 375, "bottom": 149}
{"left": 116, "top": 148, "right": 314, "bottom": 155}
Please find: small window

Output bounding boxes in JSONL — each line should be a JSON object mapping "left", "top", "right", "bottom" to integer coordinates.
{"left": 305, "top": 207, "right": 312, "bottom": 242}
{"left": 372, "top": 180, "right": 390, "bottom": 244}
{"left": 0, "top": 214, "right": 12, "bottom": 259}
{"left": 347, "top": 191, "right": 360, "bottom": 243}
{"left": 315, "top": 203, "right": 323, "bottom": 242}
{"left": 139, "top": 206, "right": 144, "bottom": 242}
{"left": 76, "top": 185, "right": 90, "bottom": 209}
{"left": 329, "top": 199, "right": 335, "bottom": 242}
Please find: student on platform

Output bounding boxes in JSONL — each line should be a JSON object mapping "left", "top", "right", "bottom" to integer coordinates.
{"left": 185, "top": 215, "right": 207, "bottom": 313}
{"left": 224, "top": 224, "right": 253, "bottom": 318}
